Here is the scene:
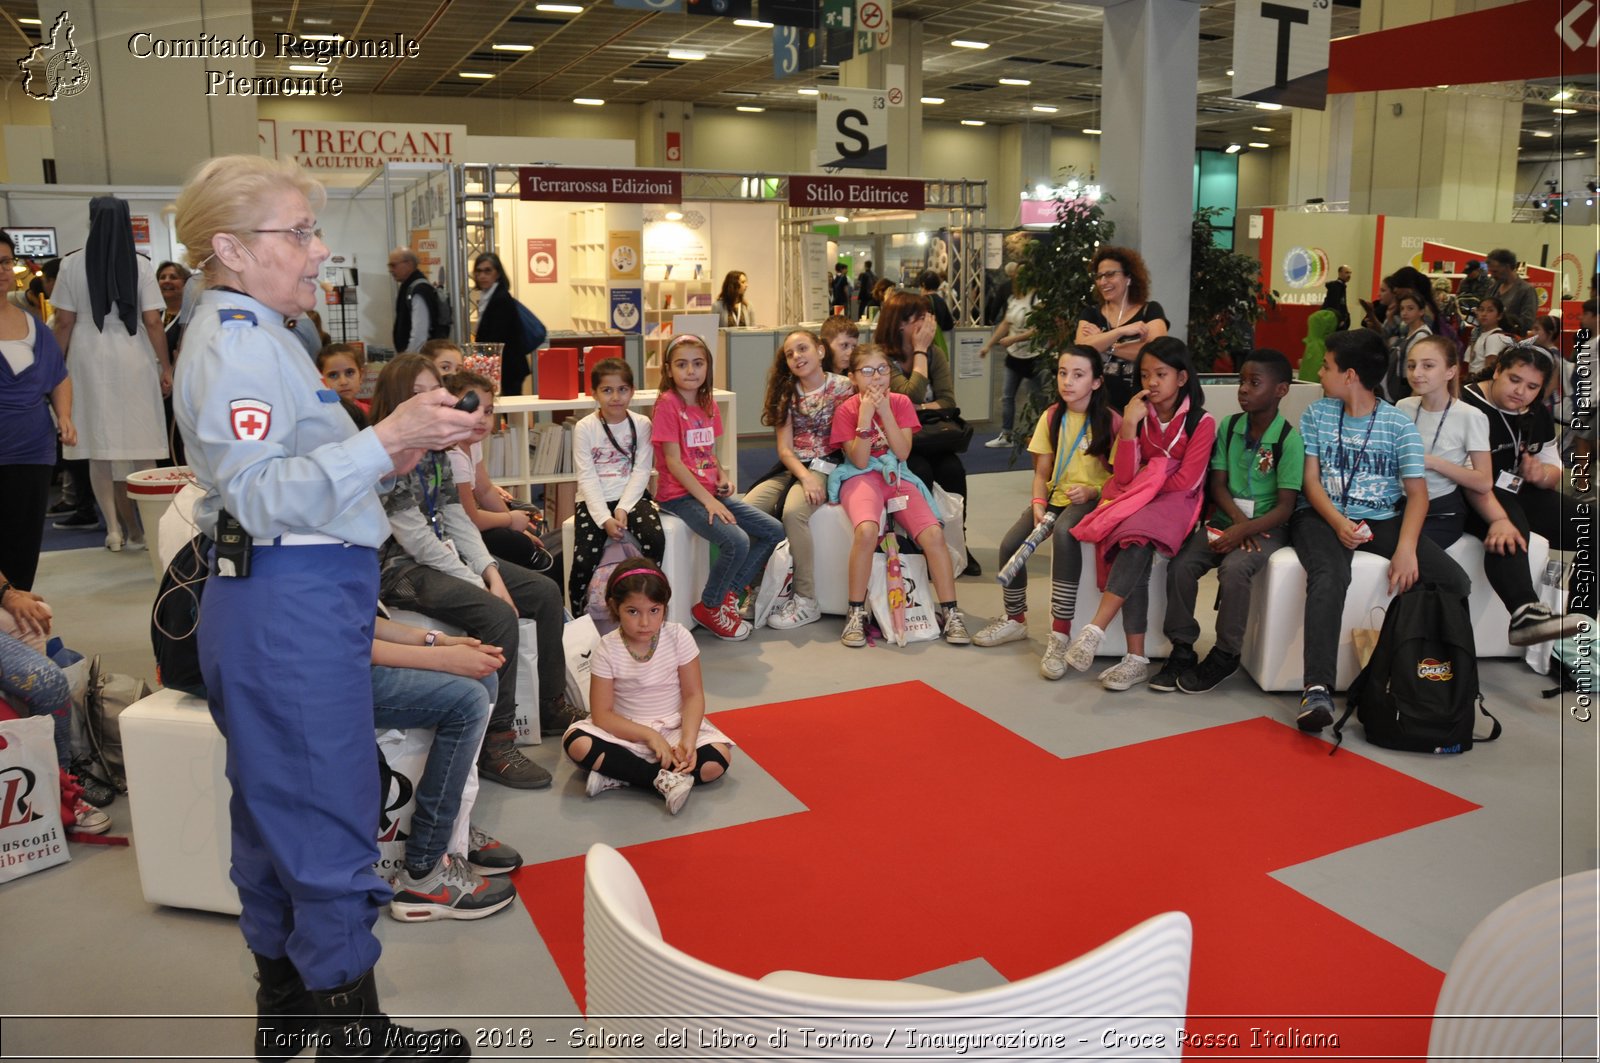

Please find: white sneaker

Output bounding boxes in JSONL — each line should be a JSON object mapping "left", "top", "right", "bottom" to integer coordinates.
{"left": 104, "top": 533, "right": 123, "bottom": 553}
{"left": 1064, "top": 624, "right": 1104, "bottom": 672}
{"left": 654, "top": 769, "right": 694, "bottom": 815}
{"left": 767, "top": 595, "right": 822, "bottom": 630}
{"left": 72, "top": 798, "right": 111, "bottom": 835}
{"left": 941, "top": 608, "right": 972, "bottom": 645}
{"left": 1099, "top": 653, "right": 1151, "bottom": 691}
{"left": 1040, "top": 632, "right": 1071, "bottom": 680}
{"left": 841, "top": 606, "right": 869, "bottom": 648}
{"left": 972, "top": 616, "right": 1028, "bottom": 647}
{"left": 585, "top": 770, "right": 626, "bottom": 798}
{"left": 984, "top": 433, "right": 1013, "bottom": 449}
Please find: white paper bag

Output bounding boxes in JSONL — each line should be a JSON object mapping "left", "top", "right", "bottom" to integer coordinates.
{"left": 930, "top": 483, "right": 967, "bottom": 573}
{"left": 563, "top": 614, "right": 602, "bottom": 713}
{"left": 373, "top": 728, "right": 476, "bottom": 879}
{"left": 0, "top": 716, "right": 71, "bottom": 882}
{"left": 754, "top": 540, "right": 794, "bottom": 628}
{"left": 866, "top": 551, "right": 941, "bottom": 644}
{"left": 513, "top": 616, "right": 541, "bottom": 746}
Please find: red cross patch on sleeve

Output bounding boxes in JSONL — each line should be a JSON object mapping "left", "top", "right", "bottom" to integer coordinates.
{"left": 229, "top": 399, "right": 273, "bottom": 441}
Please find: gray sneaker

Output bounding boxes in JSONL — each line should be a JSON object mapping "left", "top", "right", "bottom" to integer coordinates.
{"left": 1098, "top": 654, "right": 1150, "bottom": 691}
{"left": 972, "top": 616, "right": 1028, "bottom": 647}
{"left": 941, "top": 608, "right": 972, "bottom": 645}
{"left": 390, "top": 854, "right": 515, "bottom": 922}
{"left": 841, "top": 606, "right": 869, "bottom": 648}
{"left": 1040, "top": 632, "right": 1072, "bottom": 680}
{"left": 1064, "top": 624, "right": 1104, "bottom": 672}
{"left": 1297, "top": 686, "right": 1335, "bottom": 732}
{"left": 478, "top": 734, "right": 553, "bottom": 790}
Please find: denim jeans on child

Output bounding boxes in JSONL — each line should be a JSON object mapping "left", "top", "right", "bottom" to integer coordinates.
{"left": 660, "top": 495, "right": 784, "bottom": 608}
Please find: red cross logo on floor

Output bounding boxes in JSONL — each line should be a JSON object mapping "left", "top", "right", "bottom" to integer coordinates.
{"left": 515, "top": 682, "right": 1477, "bottom": 1055}
{"left": 229, "top": 398, "right": 272, "bottom": 441}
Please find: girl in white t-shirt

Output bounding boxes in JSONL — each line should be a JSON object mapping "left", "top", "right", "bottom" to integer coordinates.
{"left": 563, "top": 560, "right": 732, "bottom": 815}
{"left": 1465, "top": 296, "right": 1515, "bottom": 378}
{"left": 443, "top": 369, "right": 553, "bottom": 573}
{"left": 1397, "top": 334, "right": 1492, "bottom": 548}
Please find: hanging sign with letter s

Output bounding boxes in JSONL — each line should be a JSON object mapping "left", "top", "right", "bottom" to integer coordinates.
{"left": 816, "top": 87, "right": 888, "bottom": 171}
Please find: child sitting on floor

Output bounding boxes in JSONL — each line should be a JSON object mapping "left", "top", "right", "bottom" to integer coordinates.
{"left": 563, "top": 560, "right": 731, "bottom": 815}
{"left": 1153, "top": 348, "right": 1302, "bottom": 694}
{"left": 972, "top": 345, "right": 1114, "bottom": 680}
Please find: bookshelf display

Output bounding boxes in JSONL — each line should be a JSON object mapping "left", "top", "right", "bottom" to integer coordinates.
{"left": 567, "top": 203, "right": 643, "bottom": 332}
{"left": 642, "top": 272, "right": 715, "bottom": 372}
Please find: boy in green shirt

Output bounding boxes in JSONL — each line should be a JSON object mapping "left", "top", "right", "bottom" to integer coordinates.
{"left": 1152, "top": 349, "right": 1304, "bottom": 693}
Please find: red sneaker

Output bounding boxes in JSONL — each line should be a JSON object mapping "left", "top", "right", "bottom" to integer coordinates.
{"left": 692, "top": 600, "right": 752, "bottom": 640}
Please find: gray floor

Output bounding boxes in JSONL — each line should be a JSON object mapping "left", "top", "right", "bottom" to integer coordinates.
{"left": 3, "top": 470, "right": 1595, "bottom": 1062}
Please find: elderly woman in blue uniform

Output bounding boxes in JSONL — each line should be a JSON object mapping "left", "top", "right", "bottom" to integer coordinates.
{"left": 172, "top": 155, "right": 478, "bottom": 1061}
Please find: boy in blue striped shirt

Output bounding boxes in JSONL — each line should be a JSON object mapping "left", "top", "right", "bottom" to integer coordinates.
{"left": 1290, "top": 330, "right": 1470, "bottom": 732}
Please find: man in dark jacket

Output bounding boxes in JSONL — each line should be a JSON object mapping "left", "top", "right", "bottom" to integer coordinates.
{"left": 388, "top": 248, "right": 445, "bottom": 352}
{"left": 830, "top": 263, "right": 850, "bottom": 313}
{"left": 1322, "top": 264, "right": 1351, "bottom": 330}
{"left": 856, "top": 260, "right": 878, "bottom": 315}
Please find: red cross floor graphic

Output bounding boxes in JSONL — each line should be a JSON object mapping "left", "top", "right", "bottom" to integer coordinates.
{"left": 514, "top": 682, "right": 1479, "bottom": 1057}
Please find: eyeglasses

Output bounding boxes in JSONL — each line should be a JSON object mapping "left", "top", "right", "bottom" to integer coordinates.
{"left": 0, "top": 256, "right": 16, "bottom": 269}
{"left": 856, "top": 364, "right": 892, "bottom": 377}
{"left": 1093, "top": 270, "right": 1125, "bottom": 282}
{"left": 252, "top": 226, "right": 323, "bottom": 246}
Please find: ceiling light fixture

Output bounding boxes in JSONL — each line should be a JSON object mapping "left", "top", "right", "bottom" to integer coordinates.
{"left": 303, "top": 17, "right": 332, "bottom": 24}
{"left": 664, "top": 211, "right": 684, "bottom": 221}
{"left": 614, "top": 77, "right": 647, "bottom": 84}
{"left": 733, "top": 19, "right": 773, "bottom": 28}
{"left": 1551, "top": 89, "right": 1573, "bottom": 102}
{"left": 834, "top": 215, "right": 850, "bottom": 223}
{"left": 798, "top": 87, "right": 820, "bottom": 96}
{"left": 1255, "top": 101, "right": 1283, "bottom": 110}
{"left": 1226, "top": 69, "right": 1235, "bottom": 76}
{"left": 667, "top": 49, "right": 706, "bottom": 61}
{"left": 1225, "top": 143, "right": 1243, "bottom": 154}
{"left": 535, "top": 3, "right": 585, "bottom": 11}
{"left": 19, "top": 17, "right": 42, "bottom": 25}
{"left": 289, "top": 65, "right": 325, "bottom": 73}
{"left": 998, "top": 77, "right": 1031, "bottom": 86}
{"left": 1553, "top": 107, "right": 1578, "bottom": 115}
{"left": 951, "top": 40, "right": 990, "bottom": 50}
{"left": 1531, "top": 130, "right": 1555, "bottom": 138}
{"left": 961, "top": 119, "right": 986, "bottom": 126}
{"left": 492, "top": 43, "right": 534, "bottom": 52}
{"left": 1082, "top": 127, "right": 1102, "bottom": 135}
{"left": 573, "top": 97, "right": 605, "bottom": 105}
{"left": 921, "top": 96, "right": 944, "bottom": 105}
{"left": 1249, "top": 141, "right": 1269, "bottom": 149}
{"left": 736, "top": 106, "right": 765, "bottom": 113}
{"left": 1252, "top": 125, "right": 1274, "bottom": 132}
{"left": 459, "top": 72, "right": 495, "bottom": 79}
{"left": 1032, "top": 105, "right": 1059, "bottom": 113}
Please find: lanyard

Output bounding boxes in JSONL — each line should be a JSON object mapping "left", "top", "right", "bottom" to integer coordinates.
{"left": 421, "top": 452, "right": 446, "bottom": 540}
{"left": 600, "top": 414, "right": 637, "bottom": 470}
{"left": 1408, "top": 398, "right": 1453, "bottom": 455}
{"left": 1334, "top": 405, "right": 1381, "bottom": 513}
{"left": 1050, "top": 413, "right": 1090, "bottom": 489}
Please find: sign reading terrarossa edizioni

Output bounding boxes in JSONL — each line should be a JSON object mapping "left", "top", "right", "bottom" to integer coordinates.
{"left": 259, "top": 120, "right": 463, "bottom": 171}
{"left": 518, "top": 168, "right": 683, "bottom": 204}
{"left": 789, "top": 175, "right": 925, "bottom": 211}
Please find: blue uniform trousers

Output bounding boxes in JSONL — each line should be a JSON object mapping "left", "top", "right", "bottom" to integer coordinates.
{"left": 198, "top": 543, "right": 390, "bottom": 991}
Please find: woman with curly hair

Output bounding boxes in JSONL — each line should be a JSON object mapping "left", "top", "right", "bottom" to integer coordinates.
{"left": 1075, "top": 245, "right": 1169, "bottom": 411}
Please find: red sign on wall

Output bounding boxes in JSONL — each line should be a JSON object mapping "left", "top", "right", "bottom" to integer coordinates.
{"left": 788, "top": 175, "right": 925, "bottom": 211}
{"left": 518, "top": 168, "right": 682, "bottom": 203}
{"left": 527, "top": 239, "right": 558, "bottom": 284}
{"left": 665, "top": 131, "right": 682, "bottom": 164}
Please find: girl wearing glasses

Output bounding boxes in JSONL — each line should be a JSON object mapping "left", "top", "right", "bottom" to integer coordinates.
{"left": 828, "top": 343, "right": 968, "bottom": 648}
{"left": 1075, "top": 246, "right": 1169, "bottom": 412}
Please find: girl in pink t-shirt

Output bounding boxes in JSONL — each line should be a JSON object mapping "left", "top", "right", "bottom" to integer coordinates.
{"left": 562, "top": 560, "right": 732, "bottom": 815}
{"left": 652, "top": 334, "right": 783, "bottom": 641}
{"left": 828, "top": 343, "right": 968, "bottom": 648}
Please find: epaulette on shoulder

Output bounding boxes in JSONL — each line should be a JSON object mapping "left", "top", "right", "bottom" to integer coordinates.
{"left": 219, "top": 308, "right": 257, "bottom": 326}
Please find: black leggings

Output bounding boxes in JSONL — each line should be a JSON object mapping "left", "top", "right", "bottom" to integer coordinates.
{"left": 564, "top": 730, "right": 727, "bottom": 788}
{"left": 568, "top": 498, "right": 665, "bottom": 612}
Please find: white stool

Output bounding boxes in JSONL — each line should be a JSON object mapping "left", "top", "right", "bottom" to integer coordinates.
{"left": 806, "top": 504, "right": 855, "bottom": 617}
{"left": 121, "top": 688, "right": 470, "bottom": 916}
{"left": 561, "top": 511, "right": 710, "bottom": 629}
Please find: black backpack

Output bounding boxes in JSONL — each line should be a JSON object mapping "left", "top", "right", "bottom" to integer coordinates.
{"left": 1332, "top": 583, "right": 1500, "bottom": 754}
{"left": 150, "top": 533, "right": 210, "bottom": 698}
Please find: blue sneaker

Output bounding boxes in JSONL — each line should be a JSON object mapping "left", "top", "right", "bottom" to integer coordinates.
{"left": 1297, "top": 686, "right": 1335, "bottom": 732}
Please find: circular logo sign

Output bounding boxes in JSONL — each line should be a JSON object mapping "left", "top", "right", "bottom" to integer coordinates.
{"left": 1282, "top": 246, "right": 1329, "bottom": 289}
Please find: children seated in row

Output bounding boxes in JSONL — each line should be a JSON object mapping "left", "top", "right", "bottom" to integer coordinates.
{"left": 563, "top": 560, "right": 731, "bottom": 815}
{"left": 1291, "top": 330, "right": 1473, "bottom": 731}
{"left": 653, "top": 334, "right": 783, "bottom": 641}
{"left": 746, "top": 328, "right": 855, "bottom": 629}
{"left": 570, "top": 357, "right": 665, "bottom": 610}
{"left": 973, "top": 346, "right": 1114, "bottom": 679}
{"left": 1152, "top": 349, "right": 1302, "bottom": 694}
{"left": 369, "top": 354, "right": 575, "bottom": 788}
{"left": 831, "top": 343, "right": 969, "bottom": 646}
{"left": 1065, "top": 337, "right": 1216, "bottom": 690}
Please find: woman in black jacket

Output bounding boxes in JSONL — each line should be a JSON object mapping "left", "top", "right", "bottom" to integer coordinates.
{"left": 472, "top": 252, "right": 536, "bottom": 397}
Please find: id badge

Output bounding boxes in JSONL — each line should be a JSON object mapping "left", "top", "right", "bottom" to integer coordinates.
{"left": 1496, "top": 470, "right": 1523, "bottom": 494}
{"left": 886, "top": 494, "right": 909, "bottom": 513}
{"left": 441, "top": 537, "right": 460, "bottom": 558}
{"left": 1234, "top": 498, "right": 1256, "bottom": 519}
{"left": 810, "top": 458, "right": 838, "bottom": 474}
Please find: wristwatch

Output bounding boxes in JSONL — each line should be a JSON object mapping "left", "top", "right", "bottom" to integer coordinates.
{"left": 424, "top": 630, "right": 442, "bottom": 647}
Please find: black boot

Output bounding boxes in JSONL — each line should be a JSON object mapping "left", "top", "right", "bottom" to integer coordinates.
{"left": 313, "top": 969, "right": 470, "bottom": 1060}
{"left": 254, "top": 952, "right": 317, "bottom": 1063}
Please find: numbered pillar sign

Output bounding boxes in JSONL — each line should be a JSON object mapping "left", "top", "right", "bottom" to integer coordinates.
{"left": 815, "top": 87, "right": 888, "bottom": 171}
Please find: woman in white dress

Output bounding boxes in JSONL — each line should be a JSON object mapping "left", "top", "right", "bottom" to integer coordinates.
{"left": 51, "top": 197, "right": 172, "bottom": 550}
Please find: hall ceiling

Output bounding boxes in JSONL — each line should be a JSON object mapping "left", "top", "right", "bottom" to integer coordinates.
{"left": 3, "top": 1, "right": 1592, "bottom": 165}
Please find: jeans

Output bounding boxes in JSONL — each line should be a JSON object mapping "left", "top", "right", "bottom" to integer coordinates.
{"left": 999, "top": 360, "right": 1036, "bottom": 435}
{"left": 1104, "top": 543, "right": 1156, "bottom": 635}
{"left": 371, "top": 667, "right": 495, "bottom": 871}
{"left": 660, "top": 495, "right": 785, "bottom": 608}
{"left": 380, "top": 559, "right": 566, "bottom": 736}
{"left": 1163, "top": 524, "right": 1289, "bottom": 657}
{"left": 1291, "top": 508, "right": 1470, "bottom": 691}
{"left": 0, "top": 630, "right": 72, "bottom": 768}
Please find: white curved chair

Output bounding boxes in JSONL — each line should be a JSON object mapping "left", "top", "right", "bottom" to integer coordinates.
{"left": 583, "top": 843, "right": 1193, "bottom": 1059}
{"left": 1429, "top": 869, "right": 1599, "bottom": 1062}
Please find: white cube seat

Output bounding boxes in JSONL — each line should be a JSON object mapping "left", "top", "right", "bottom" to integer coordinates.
{"left": 562, "top": 510, "right": 710, "bottom": 629}
{"left": 1071, "top": 541, "right": 1173, "bottom": 660}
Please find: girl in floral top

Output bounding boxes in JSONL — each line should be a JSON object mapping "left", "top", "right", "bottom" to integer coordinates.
{"left": 745, "top": 329, "right": 856, "bottom": 629}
